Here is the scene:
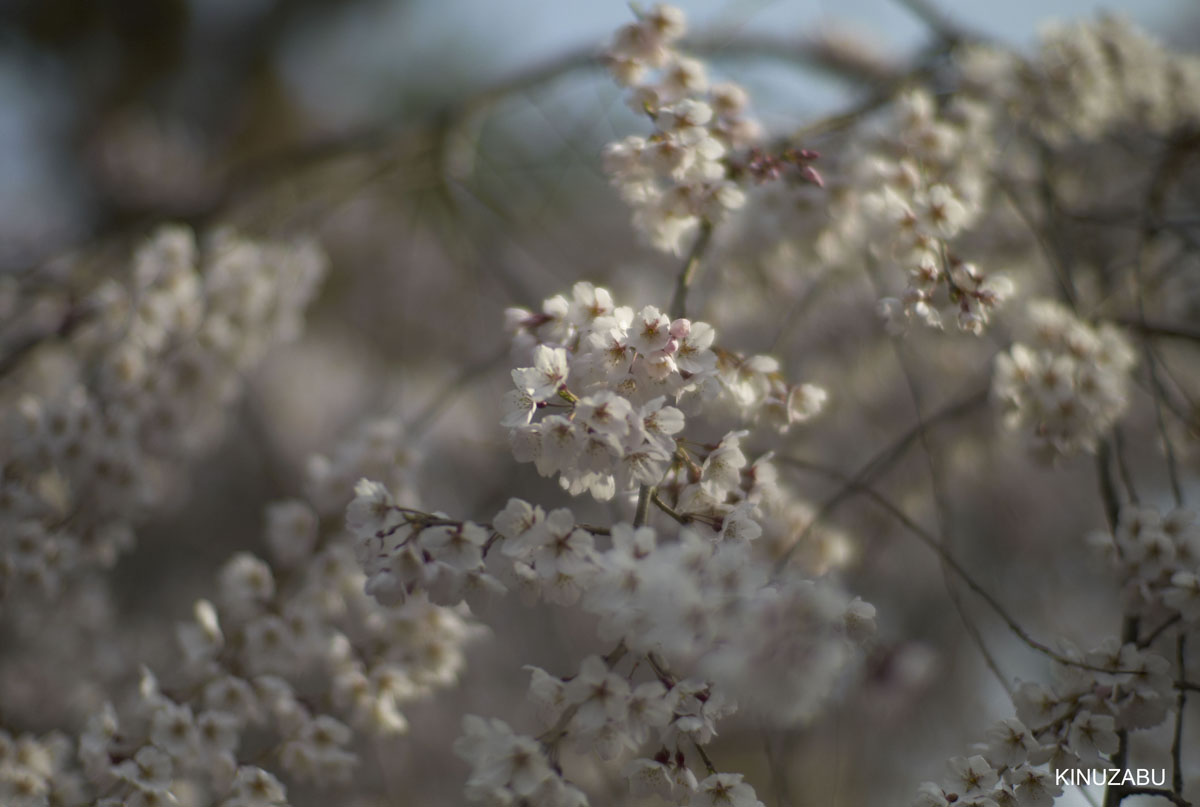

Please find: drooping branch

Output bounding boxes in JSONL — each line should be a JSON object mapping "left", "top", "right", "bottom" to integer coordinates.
{"left": 775, "top": 384, "right": 990, "bottom": 571}
{"left": 783, "top": 457, "right": 1140, "bottom": 675}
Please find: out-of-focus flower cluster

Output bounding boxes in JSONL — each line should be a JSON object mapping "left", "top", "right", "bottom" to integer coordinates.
{"left": 454, "top": 715, "right": 589, "bottom": 807}
{"left": 54, "top": 415, "right": 480, "bottom": 807}
{"left": 4, "top": 6, "right": 1199, "bottom": 807}
{"left": 454, "top": 704, "right": 770, "bottom": 807}
{"left": 440, "top": 499, "right": 870, "bottom": 805}
{"left": 1090, "top": 503, "right": 1200, "bottom": 624}
{"left": 346, "top": 476, "right": 870, "bottom": 804}
{"left": 960, "top": 16, "right": 1200, "bottom": 146}
{"left": 992, "top": 300, "right": 1136, "bottom": 461}
{"left": 574, "top": 522, "right": 873, "bottom": 724}
{"left": 0, "top": 226, "right": 326, "bottom": 600}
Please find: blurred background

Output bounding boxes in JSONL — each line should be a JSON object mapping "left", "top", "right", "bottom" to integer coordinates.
{"left": 0, "top": 0, "right": 1192, "bottom": 271}
{"left": 1, "top": 1, "right": 1199, "bottom": 806}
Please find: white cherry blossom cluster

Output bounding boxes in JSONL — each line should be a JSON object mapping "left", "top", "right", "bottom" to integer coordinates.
{"left": 852, "top": 90, "right": 1012, "bottom": 334}
{"left": 490, "top": 498, "right": 607, "bottom": 607}
{"left": 571, "top": 519, "right": 874, "bottom": 724}
{"left": 524, "top": 654, "right": 719, "bottom": 759}
{"left": 0, "top": 676, "right": 294, "bottom": 807}
{"left": 1089, "top": 504, "right": 1200, "bottom": 623}
{"left": 0, "top": 728, "right": 86, "bottom": 807}
{"left": 348, "top": 478, "right": 509, "bottom": 607}
{"left": 347, "top": 485, "right": 611, "bottom": 611}
{"left": 180, "top": 542, "right": 475, "bottom": 742}
{"left": 602, "top": 5, "right": 765, "bottom": 254}
{"left": 709, "top": 352, "right": 828, "bottom": 432}
{"left": 648, "top": 437, "right": 823, "bottom": 552}
{"left": 453, "top": 715, "right": 588, "bottom": 807}
{"left": 347, "top": 466, "right": 847, "bottom": 619}
{"left": 911, "top": 726, "right": 1062, "bottom": 807}
{"left": 485, "top": 651, "right": 767, "bottom": 807}
{"left": 0, "top": 225, "right": 326, "bottom": 599}
{"left": 912, "top": 640, "right": 1175, "bottom": 807}
{"left": 62, "top": 412, "right": 478, "bottom": 807}
{"left": 233, "top": 422, "right": 477, "bottom": 740}
{"left": 7, "top": 703, "right": 295, "bottom": 807}
{"left": 639, "top": 769, "right": 765, "bottom": 807}
{"left": 503, "top": 282, "right": 825, "bottom": 502}
{"left": 486, "top": 493, "right": 875, "bottom": 718}
{"left": 959, "top": 17, "right": 1200, "bottom": 147}
{"left": 503, "top": 284, "right": 701, "bottom": 503}
{"left": 525, "top": 656, "right": 768, "bottom": 806}
{"left": 348, "top": 473, "right": 870, "bottom": 804}
{"left": 77, "top": 672, "right": 299, "bottom": 807}
{"left": 992, "top": 300, "right": 1136, "bottom": 461}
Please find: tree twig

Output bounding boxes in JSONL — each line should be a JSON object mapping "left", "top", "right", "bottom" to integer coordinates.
{"left": 634, "top": 485, "right": 653, "bottom": 529}
{"left": 782, "top": 457, "right": 1140, "bottom": 675}
{"left": 891, "top": 0, "right": 976, "bottom": 44}
{"left": 669, "top": 220, "right": 714, "bottom": 321}
{"left": 1172, "top": 635, "right": 1187, "bottom": 794}
{"left": 775, "top": 384, "right": 989, "bottom": 571}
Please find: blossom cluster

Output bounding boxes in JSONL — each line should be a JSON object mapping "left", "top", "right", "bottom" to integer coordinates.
{"left": 850, "top": 90, "right": 1012, "bottom": 334}
{"left": 0, "top": 728, "right": 86, "bottom": 807}
{"left": 458, "top": 655, "right": 769, "bottom": 807}
{"left": 453, "top": 715, "right": 588, "bottom": 807}
{"left": 992, "top": 300, "right": 1136, "bottom": 461}
{"left": 602, "top": 5, "right": 765, "bottom": 254}
{"left": 348, "top": 426, "right": 850, "bottom": 632}
{"left": 348, "top": 472, "right": 870, "bottom": 804}
{"left": 913, "top": 640, "right": 1174, "bottom": 807}
{"left": 960, "top": 17, "right": 1200, "bottom": 146}
{"left": 1089, "top": 504, "right": 1200, "bottom": 623}
{"left": 503, "top": 282, "right": 825, "bottom": 502}
{"left": 0, "top": 226, "right": 326, "bottom": 600}
{"left": 348, "top": 478, "right": 506, "bottom": 607}
{"left": 486, "top": 477, "right": 876, "bottom": 723}
{"left": 647, "top": 438, "right": 829, "bottom": 562}
{"left": 563, "top": 518, "right": 874, "bottom": 725}
{"left": 6, "top": 6, "right": 1199, "bottom": 807}
{"left": 57, "top": 413, "right": 478, "bottom": 807}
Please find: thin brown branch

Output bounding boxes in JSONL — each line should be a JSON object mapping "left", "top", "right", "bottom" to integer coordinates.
{"left": 1140, "top": 613, "right": 1182, "bottom": 649}
{"left": 669, "top": 220, "right": 714, "bottom": 321}
{"left": 22, "top": 32, "right": 900, "bottom": 274}
{"left": 782, "top": 457, "right": 1140, "bottom": 675}
{"left": 868, "top": 255, "right": 1012, "bottom": 694}
{"left": 1112, "top": 317, "right": 1200, "bottom": 344}
{"left": 634, "top": 485, "right": 653, "bottom": 529}
{"left": 891, "top": 0, "right": 977, "bottom": 44}
{"left": 1105, "top": 615, "right": 1142, "bottom": 807}
{"left": 651, "top": 492, "right": 690, "bottom": 527}
{"left": 1134, "top": 135, "right": 1196, "bottom": 507}
{"left": 1096, "top": 442, "right": 1124, "bottom": 532}
{"left": 775, "top": 384, "right": 989, "bottom": 571}
{"left": 1173, "top": 635, "right": 1187, "bottom": 794}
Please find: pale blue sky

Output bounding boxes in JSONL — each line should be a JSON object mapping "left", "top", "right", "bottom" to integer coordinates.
{"left": 279, "top": 0, "right": 1190, "bottom": 127}
{"left": 0, "top": 0, "right": 1193, "bottom": 267}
